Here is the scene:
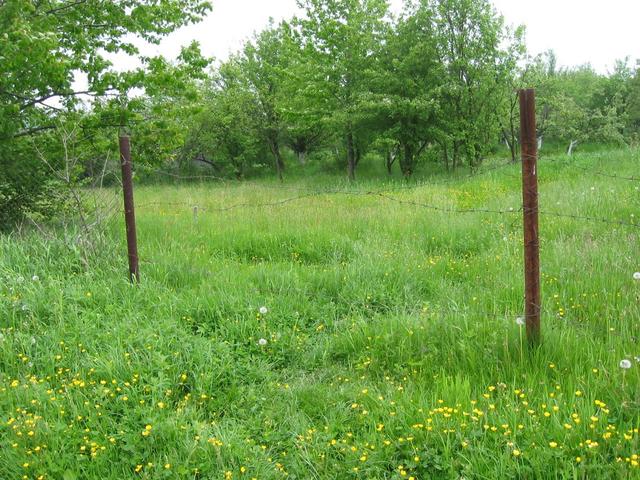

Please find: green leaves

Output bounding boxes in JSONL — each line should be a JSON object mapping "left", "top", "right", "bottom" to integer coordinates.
{"left": 528, "top": 55, "right": 638, "bottom": 148}
{"left": 293, "top": 0, "right": 391, "bottom": 178}
{"left": 0, "top": 0, "right": 212, "bottom": 227}
{"left": 0, "top": 0, "right": 212, "bottom": 137}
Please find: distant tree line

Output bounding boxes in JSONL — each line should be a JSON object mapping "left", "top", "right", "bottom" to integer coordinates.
{"left": 2, "top": 0, "right": 640, "bottom": 228}
{"left": 178, "top": 1, "right": 640, "bottom": 180}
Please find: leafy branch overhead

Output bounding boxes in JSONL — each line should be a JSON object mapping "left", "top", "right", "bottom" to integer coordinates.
{"left": 0, "top": 0, "right": 212, "bottom": 226}
{"left": 0, "top": 0, "right": 211, "bottom": 137}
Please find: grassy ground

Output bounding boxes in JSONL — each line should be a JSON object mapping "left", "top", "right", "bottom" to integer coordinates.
{"left": 1, "top": 149, "right": 639, "bottom": 479}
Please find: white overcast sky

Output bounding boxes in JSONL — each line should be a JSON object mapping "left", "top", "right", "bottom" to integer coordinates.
{"left": 124, "top": 0, "right": 639, "bottom": 73}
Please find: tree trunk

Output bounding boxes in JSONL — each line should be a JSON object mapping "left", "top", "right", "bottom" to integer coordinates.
{"left": 232, "top": 158, "right": 244, "bottom": 180}
{"left": 473, "top": 150, "right": 483, "bottom": 170}
{"left": 442, "top": 142, "right": 449, "bottom": 171}
{"left": 504, "top": 130, "right": 517, "bottom": 163}
{"left": 386, "top": 149, "right": 394, "bottom": 175}
{"left": 400, "top": 142, "right": 414, "bottom": 177}
{"left": 452, "top": 141, "right": 460, "bottom": 171}
{"left": 347, "top": 131, "right": 356, "bottom": 181}
{"left": 509, "top": 138, "right": 517, "bottom": 163}
{"left": 194, "top": 154, "right": 222, "bottom": 172}
{"left": 270, "top": 139, "right": 284, "bottom": 182}
{"left": 509, "top": 98, "right": 518, "bottom": 163}
{"left": 510, "top": 117, "right": 518, "bottom": 163}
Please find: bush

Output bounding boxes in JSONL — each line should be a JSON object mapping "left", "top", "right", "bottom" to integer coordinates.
{"left": 0, "top": 138, "right": 75, "bottom": 232}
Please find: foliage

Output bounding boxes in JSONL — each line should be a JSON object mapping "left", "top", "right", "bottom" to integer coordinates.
{"left": 370, "top": 3, "right": 442, "bottom": 176}
{"left": 183, "top": 64, "right": 264, "bottom": 179}
{"left": 529, "top": 54, "right": 639, "bottom": 152}
{"left": 429, "top": 0, "right": 523, "bottom": 170}
{"left": 293, "top": 0, "right": 391, "bottom": 180}
{"left": 239, "top": 23, "right": 296, "bottom": 180}
{"left": 187, "top": 0, "right": 526, "bottom": 181}
{"left": 0, "top": 0, "right": 211, "bottom": 228}
{"left": 0, "top": 0, "right": 211, "bottom": 137}
{"left": 623, "top": 62, "right": 640, "bottom": 138}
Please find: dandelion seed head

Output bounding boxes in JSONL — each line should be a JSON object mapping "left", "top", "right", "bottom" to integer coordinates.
{"left": 32, "top": 275, "right": 39, "bottom": 282}
{"left": 620, "top": 359, "right": 632, "bottom": 370}
{"left": 516, "top": 317, "right": 526, "bottom": 326}
{"left": 258, "top": 338, "right": 268, "bottom": 346}
{"left": 259, "top": 306, "right": 268, "bottom": 315}
{"left": 634, "top": 272, "right": 640, "bottom": 281}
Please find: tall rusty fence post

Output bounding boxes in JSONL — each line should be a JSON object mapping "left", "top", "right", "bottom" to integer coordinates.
{"left": 119, "top": 135, "right": 140, "bottom": 283}
{"left": 519, "top": 89, "right": 541, "bottom": 345}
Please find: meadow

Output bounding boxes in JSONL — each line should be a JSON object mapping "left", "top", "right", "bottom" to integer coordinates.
{"left": 1, "top": 149, "right": 639, "bottom": 479}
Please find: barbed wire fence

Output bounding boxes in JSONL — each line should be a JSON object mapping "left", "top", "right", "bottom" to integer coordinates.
{"left": 108, "top": 90, "right": 638, "bottom": 346}
{"left": 127, "top": 151, "right": 638, "bottom": 229}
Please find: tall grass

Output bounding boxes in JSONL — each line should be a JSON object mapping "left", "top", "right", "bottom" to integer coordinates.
{"left": 0, "top": 149, "right": 639, "bottom": 479}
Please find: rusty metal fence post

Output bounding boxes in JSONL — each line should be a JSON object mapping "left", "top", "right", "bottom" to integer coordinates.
{"left": 119, "top": 136, "right": 140, "bottom": 283}
{"left": 519, "top": 89, "right": 541, "bottom": 345}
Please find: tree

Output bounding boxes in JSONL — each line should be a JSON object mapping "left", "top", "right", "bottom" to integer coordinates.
{"left": 0, "top": 0, "right": 211, "bottom": 138}
{"left": 628, "top": 63, "right": 640, "bottom": 136}
{"left": 530, "top": 56, "right": 629, "bottom": 150}
{"left": 241, "top": 22, "right": 295, "bottom": 181}
{"left": 370, "top": 4, "right": 441, "bottom": 176}
{"left": 429, "top": 0, "right": 519, "bottom": 170}
{"left": 183, "top": 63, "right": 263, "bottom": 179}
{"left": 294, "top": 0, "right": 390, "bottom": 181}
{"left": 0, "top": 0, "right": 211, "bottom": 228}
{"left": 494, "top": 30, "right": 527, "bottom": 163}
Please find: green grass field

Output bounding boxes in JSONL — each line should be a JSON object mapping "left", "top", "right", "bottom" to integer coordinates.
{"left": 1, "top": 149, "right": 640, "bottom": 479}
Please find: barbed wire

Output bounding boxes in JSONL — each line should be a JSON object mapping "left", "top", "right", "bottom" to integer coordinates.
{"left": 537, "top": 211, "right": 640, "bottom": 228}
{"left": 136, "top": 159, "right": 522, "bottom": 193}
{"left": 569, "top": 166, "right": 640, "bottom": 183}
{"left": 134, "top": 185, "right": 523, "bottom": 214}
{"left": 541, "top": 153, "right": 640, "bottom": 183}
{"left": 134, "top": 189, "right": 639, "bottom": 230}
{"left": 133, "top": 154, "right": 639, "bottom": 205}
{"left": 111, "top": 153, "right": 640, "bottom": 232}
